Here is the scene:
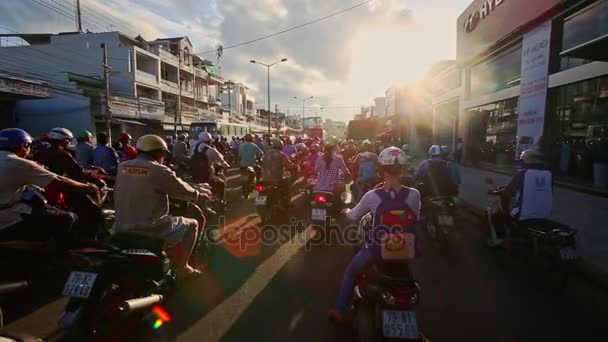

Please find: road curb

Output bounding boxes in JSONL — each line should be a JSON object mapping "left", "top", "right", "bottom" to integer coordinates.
{"left": 455, "top": 197, "right": 608, "bottom": 291}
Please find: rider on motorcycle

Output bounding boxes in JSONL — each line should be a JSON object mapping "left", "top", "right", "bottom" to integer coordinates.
{"left": 92, "top": 132, "right": 120, "bottom": 176}
{"left": 75, "top": 130, "right": 94, "bottom": 169}
{"left": 239, "top": 133, "right": 263, "bottom": 175}
{"left": 172, "top": 133, "right": 189, "bottom": 163}
{"left": 440, "top": 145, "right": 461, "bottom": 194}
{"left": 487, "top": 149, "right": 553, "bottom": 246}
{"left": 314, "top": 136, "right": 352, "bottom": 206}
{"left": 328, "top": 146, "right": 421, "bottom": 324}
{"left": 260, "top": 139, "right": 294, "bottom": 205}
{"left": 118, "top": 132, "right": 138, "bottom": 161}
{"left": 281, "top": 138, "right": 297, "bottom": 158}
{"left": 304, "top": 143, "right": 321, "bottom": 177}
{"left": 414, "top": 145, "right": 458, "bottom": 198}
{"left": 113, "top": 135, "right": 211, "bottom": 277}
{"left": 0, "top": 128, "right": 97, "bottom": 250}
{"left": 190, "top": 132, "right": 230, "bottom": 203}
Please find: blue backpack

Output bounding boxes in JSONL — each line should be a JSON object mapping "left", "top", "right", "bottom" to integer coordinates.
{"left": 365, "top": 187, "right": 420, "bottom": 260}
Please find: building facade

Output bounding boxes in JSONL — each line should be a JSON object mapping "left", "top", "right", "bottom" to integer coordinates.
{"left": 220, "top": 81, "right": 256, "bottom": 123}
{"left": 437, "top": 0, "right": 608, "bottom": 187}
{"left": 323, "top": 118, "right": 346, "bottom": 138}
{"left": 373, "top": 97, "right": 386, "bottom": 117}
{"left": 0, "top": 31, "right": 224, "bottom": 138}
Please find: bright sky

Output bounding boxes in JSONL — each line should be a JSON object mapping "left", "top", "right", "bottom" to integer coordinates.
{"left": 1, "top": 0, "right": 472, "bottom": 122}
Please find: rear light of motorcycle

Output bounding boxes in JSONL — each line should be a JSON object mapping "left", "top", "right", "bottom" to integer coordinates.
{"left": 315, "top": 194, "right": 328, "bottom": 203}
{"left": 256, "top": 185, "right": 265, "bottom": 192}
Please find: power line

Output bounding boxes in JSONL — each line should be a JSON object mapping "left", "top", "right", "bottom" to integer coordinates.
{"left": 81, "top": 0, "right": 140, "bottom": 33}
{"left": 46, "top": 0, "right": 103, "bottom": 31}
{"left": 197, "top": 0, "right": 375, "bottom": 55}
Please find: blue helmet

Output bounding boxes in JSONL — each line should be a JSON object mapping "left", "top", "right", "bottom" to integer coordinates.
{"left": 440, "top": 145, "right": 451, "bottom": 155}
{"left": 0, "top": 128, "right": 33, "bottom": 151}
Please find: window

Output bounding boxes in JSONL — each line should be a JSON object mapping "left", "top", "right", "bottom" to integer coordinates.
{"left": 471, "top": 44, "right": 522, "bottom": 96}
{"left": 562, "top": 0, "right": 608, "bottom": 51}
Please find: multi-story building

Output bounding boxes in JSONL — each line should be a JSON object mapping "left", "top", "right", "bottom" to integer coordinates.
{"left": 372, "top": 97, "right": 386, "bottom": 117}
{"left": 427, "top": 60, "right": 461, "bottom": 146}
{"left": 445, "top": 0, "right": 608, "bottom": 187}
{"left": 0, "top": 31, "right": 223, "bottom": 137}
{"left": 220, "top": 81, "right": 256, "bottom": 123}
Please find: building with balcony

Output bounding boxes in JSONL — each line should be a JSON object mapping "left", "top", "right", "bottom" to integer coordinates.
{"left": 0, "top": 31, "right": 224, "bottom": 137}
{"left": 220, "top": 81, "right": 255, "bottom": 122}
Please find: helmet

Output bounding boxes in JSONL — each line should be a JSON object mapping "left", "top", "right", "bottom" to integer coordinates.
{"left": 360, "top": 140, "right": 372, "bottom": 152}
{"left": 378, "top": 147, "right": 408, "bottom": 166}
{"left": 136, "top": 134, "right": 169, "bottom": 152}
{"left": 440, "top": 145, "right": 451, "bottom": 155}
{"left": 296, "top": 143, "right": 307, "bottom": 152}
{"left": 295, "top": 137, "right": 303, "bottom": 144}
{"left": 178, "top": 133, "right": 187, "bottom": 140}
{"left": 325, "top": 135, "right": 338, "bottom": 146}
{"left": 165, "top": 135, "right": 174, "bottom": 142}
{"left": 79, "top": 130, "right": 93, "bottom": 140}
{"left": 0, "top": 128, "right": 33, "bottom": 151}
{"left": 272, "top": 139, "right": 284, "bottom": 150}
{"left": 198, "top": 131, "right": 213, "bottom": 142}
{"left": 310, "top": 143, "right": 320, "bottom": 152}
{"left": 428, "top": 145, "right": 441, "bottom": 157}
{"left": 119, "top": 132, "right": 132, "bottom": 141}
{"left": 284, "top": 138, "right": 292, "bottom": 145}
{"left": 401, "top": 144, "right": 409, "bottom": 152}
{"left": 520, "top": 149, "right": 544, "bottom": 165}
{"left": 47, "top": 127, "right": 74, "bottom": 141}
{"left": 244, "top": 133, "right": 253, "bottom": 142}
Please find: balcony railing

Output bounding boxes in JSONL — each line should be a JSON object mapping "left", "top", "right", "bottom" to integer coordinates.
{"left": 161, "top": 79, "right": 179, "bottom": 94}
{"left": 135, "top": 70, "right": 159, "bottom": 87}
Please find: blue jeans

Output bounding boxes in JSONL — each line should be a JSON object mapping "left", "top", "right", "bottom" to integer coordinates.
{"left": 336, "top": 247, "right": 376, "bottom": 313}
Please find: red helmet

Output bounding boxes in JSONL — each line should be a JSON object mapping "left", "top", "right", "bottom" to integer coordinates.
{"left": 119, "top": 132, "right": 132, "bottom": 141}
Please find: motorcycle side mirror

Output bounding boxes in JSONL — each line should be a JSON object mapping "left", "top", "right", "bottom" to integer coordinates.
{"left": 484, "top": 177, "right": 495, "bottom": 185}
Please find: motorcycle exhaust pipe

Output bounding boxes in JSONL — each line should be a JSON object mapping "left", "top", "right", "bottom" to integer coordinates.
{"left": 0, "top": 281, "right": 29, "bottom": 295}
{"left": 117, "top": 294, "right": 163, "bottom": 315}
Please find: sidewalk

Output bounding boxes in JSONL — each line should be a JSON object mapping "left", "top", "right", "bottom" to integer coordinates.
{"left": 456, "top": 165, "right": 608, "bottom": 282}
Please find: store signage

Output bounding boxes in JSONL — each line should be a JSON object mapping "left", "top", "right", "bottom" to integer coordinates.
{"left": 515, "top": 21, "right": 552, "bottom": 158}
{"left": 463, "top": 0, "right": 505, "bottom": 33}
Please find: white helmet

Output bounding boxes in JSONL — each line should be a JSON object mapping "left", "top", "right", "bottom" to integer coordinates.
{"left": 428, "top": 145, "right": 441, "bottom": 157}
{"left": 198, "top": 131, "right": 213, "bottom": 142}
{"left": 378, "top": 147, "right": 407, "bottom": 166}
{"left": 520, "top": 149, "right": 544, "bottom": 165}
{"left": 48, "top": 127, "right": 74, "bottom": 141}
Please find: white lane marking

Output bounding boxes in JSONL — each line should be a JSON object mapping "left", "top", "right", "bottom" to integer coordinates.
{"left": 175, "top": 226, "right": 316, "bottom": 342}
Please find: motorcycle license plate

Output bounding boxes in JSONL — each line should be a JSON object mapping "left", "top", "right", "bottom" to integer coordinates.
{"left": 255, "top": 196, "right": 267, "bottom": 206}
{"left": 560, "top": 248, "right": 577, "bottom": 261}
{"left": 438, "top": 215, "right": 455, "bottom": 227}
{"left": 311, "top": 208, "right": 327, "bottom": 221}
{"left": 382, "top": 310, "right": 420, "bottom": 339}
{"left": 62, "top": 271, "right": 98, "bottom": 298}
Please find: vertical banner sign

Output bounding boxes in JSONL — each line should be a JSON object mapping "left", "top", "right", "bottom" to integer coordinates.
{"left": 516, "top": 21, "right": 552, "bottom": 158}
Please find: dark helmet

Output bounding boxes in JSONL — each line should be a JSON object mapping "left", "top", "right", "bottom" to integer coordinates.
{"left": 0, "top": 128, "right": 33, "bottom": 151}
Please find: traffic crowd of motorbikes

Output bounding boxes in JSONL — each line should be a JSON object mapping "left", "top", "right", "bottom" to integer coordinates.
{"left": 0, "top": 125, "right": 579, "bottom": 341}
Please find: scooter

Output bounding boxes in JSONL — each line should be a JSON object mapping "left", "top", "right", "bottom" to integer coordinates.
{"left": 483, "top": 177, "right": 578, "bottom": 290}
{"left": 255, "top": 180, "right": 289, "bottom": 224}
{"left": 57, "top": 200, "right": 211, "bottom": 341}
{"left": 350, "top": 214, "right": 428, "bottom": 342}
{"left": 240, "top": 166, "right": 257, "bottom": 199}
{"left": 421, "top": 196, "right": 455, "bottom": 251}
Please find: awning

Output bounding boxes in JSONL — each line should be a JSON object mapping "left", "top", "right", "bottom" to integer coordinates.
{"left": 114, "top": 118, "right": 146, "bottom": 126}
{"left": 560, "top": 33, "right": 608, "bottom": 62}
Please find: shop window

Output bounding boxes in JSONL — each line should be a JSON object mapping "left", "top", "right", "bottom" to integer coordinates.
{"left": 471, "top": 44, "right": 522, "bottom": 96}
{"left": 562, "top": 0, "right": 608, "bottom": 52}
{"left": 465, "top": 98, "right": 519, "bottom": 166}
{"left": 559, "top": 56, "right": 593, "bottom": 71}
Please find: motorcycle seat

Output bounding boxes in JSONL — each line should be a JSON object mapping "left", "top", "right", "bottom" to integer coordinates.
{"left": 106, "top": 233, "right": 166, "bottom": 258}
{"left": 518, "top": 219, "right": 574, "bottom": 236}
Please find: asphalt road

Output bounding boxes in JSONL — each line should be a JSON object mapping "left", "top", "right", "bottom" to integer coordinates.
{"left": 3, "top": 169, "right": 608, "bottom": 342}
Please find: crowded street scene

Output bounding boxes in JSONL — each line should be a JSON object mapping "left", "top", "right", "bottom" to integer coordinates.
{"left": 1, "top": 0, "right": 608, "bottom": 341}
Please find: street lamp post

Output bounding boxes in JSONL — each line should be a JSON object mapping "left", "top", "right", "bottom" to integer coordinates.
{"left": 250, "top": 58, "right": 288, "bottom": 135}
{"left": 294, "top": 96, "right": 314, "bottom": 131}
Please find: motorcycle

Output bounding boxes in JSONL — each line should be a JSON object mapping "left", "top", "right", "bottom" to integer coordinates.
{"left": 255, "top": 181, "right": 288, "bottom": 224}
{"left": 240, "top": 166, "right": 257, "bottom": 199}
{"left": 483, "top": 177, "right": 578, "bottom": 289}
{"left": 57, "top": 201, "right": 211, "bottom": 341}
{"left": 309, "top": 191, "right": 339, "bottom": 231}
{"left": 421, "top": 196, "right": 455, "bottom": 251}
{"left": 350, "top": 214, "right": 427, "bottom": 342}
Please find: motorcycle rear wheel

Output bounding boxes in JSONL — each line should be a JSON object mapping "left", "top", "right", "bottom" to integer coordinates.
{"left": 353, "top": 303, "right": 381, "bottom": 342}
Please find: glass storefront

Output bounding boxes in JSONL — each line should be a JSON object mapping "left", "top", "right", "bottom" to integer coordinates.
{"left": 470, "top": 44, "right": 522, "bottom": 96}
{"left": 545, "top": 75, "right": 608, "bottom": 183}
{"left": 562, "top": 0, "right": 608, "bottom": 52}
{"left": 465, "top": 97, "right": 519, "bottom": 166}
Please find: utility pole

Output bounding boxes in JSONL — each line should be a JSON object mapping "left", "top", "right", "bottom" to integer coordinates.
{"left": 275, "top": 104, "right": 278, "bottom": 133}
{"left": 76, "top": 0, "right": 83, "bottom": 33}
{"left": 101, "top": 43, "right": 112, "bottom": 141}
{"left": 175, "top": 49, "right": 182, "bottom": 135}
